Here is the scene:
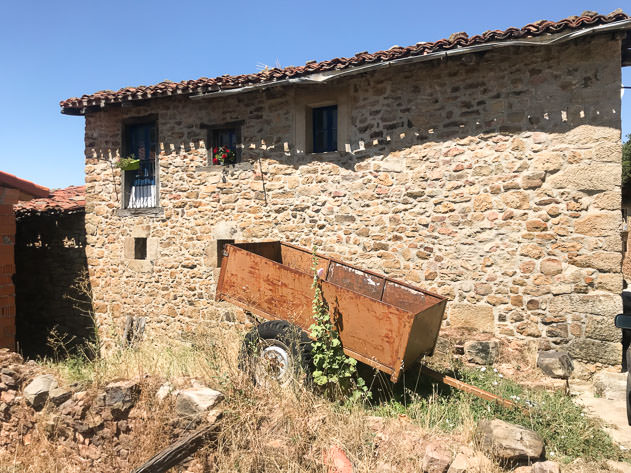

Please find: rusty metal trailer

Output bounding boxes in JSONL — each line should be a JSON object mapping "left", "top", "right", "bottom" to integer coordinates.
{"left": 216, "top": 241, "right": 522, "bottom": 409}
{"left": 216, "top": 241, "right": 447, "bottom": 383}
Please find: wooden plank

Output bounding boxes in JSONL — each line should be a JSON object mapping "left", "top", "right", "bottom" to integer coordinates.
{"left": 130, "top": 417, "right": 221, "bottom": 473}
{"left": 421, "top": 365, "right": 521, "bottom": 411}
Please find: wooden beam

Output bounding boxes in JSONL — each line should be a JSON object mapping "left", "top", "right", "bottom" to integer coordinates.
{"left": 200, "top": 120, "right": 245, "bottom": 130}
{"left": 130, "top": 413, "right": 222, "bottom": 473}
{"left": 421, "top": 365, "right": 522, "bottom": 411}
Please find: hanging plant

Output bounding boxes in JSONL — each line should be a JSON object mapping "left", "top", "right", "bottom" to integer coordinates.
{"left": 116, "top": 155, "right": 140, "bottom": 171}
{"left": 212, "top": 146, "right": 237, "bottom": 165}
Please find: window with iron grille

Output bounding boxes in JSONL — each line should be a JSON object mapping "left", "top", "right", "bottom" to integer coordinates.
{"left": 124, "top": 122, "right": 157, "bottom": 209}
{"left": 312, "top": 105, "right": 337, "bottom": 153}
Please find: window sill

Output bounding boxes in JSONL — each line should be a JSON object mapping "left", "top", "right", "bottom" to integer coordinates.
{"left": 306, "top": 150, "right": 344, "bottom": 159}
{"left": 126, "top": 259, "right": 154, "bottom": 273}
{"left": 195, "top": 162, "right": 254, "bottom": 172}
{"left": 116, "top": 207, "right": 164, "bottom": 217}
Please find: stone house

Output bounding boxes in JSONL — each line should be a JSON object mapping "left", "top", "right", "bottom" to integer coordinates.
{"left": 61, "top": 11, "right": 631, "bottom": 367}
{"left": 0, "top": 172, "right": 49, "bottom": 350}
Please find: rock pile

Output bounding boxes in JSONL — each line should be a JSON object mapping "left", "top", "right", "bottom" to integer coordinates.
{"left": 0, "top": 349, "right": 224, "bottom": 471}
{"left": 366, "top": 414, "right": 560, "bottom": 473}
{"left": 0, "top": 348, "right": 566, "bottom": 472}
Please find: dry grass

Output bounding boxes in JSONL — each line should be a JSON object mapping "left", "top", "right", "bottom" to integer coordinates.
{"left": 1, "top": 321, "right": 625, "bottom": 472}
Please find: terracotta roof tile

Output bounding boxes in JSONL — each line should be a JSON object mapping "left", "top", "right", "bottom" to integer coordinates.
{"left": 60, "top": 10, "right": 630, "bottom": 114}
{"left": 14, "top": 186, "right": 85, "bottom": 215}
{"left": 0, "top": 171, "right": 49, "bottom": 198}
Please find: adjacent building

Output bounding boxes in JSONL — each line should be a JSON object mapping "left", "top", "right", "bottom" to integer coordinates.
{"left": 0, "top": 172, "right": 49, "bottom": 350}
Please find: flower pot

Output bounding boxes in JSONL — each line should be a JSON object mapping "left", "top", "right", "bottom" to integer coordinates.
{"left": 119, "top": 159, "right": 140, "bottom": 171}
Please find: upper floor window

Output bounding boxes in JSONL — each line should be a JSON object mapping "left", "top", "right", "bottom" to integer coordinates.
{"left": 123, "top": 121, "right": 157, "bottom": 209}
{"left": 203, "top": 122, "right": 242, "bottom": 165}
{"left": 312, "top": 105, "right": 337, "bottom": 153}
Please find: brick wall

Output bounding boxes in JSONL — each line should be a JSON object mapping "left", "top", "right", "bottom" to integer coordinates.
{"left": 82, "top": 34, "right": 624, "bottom": 366}
{"left": 0, "top": 187, "right": 18, "bottom": 350}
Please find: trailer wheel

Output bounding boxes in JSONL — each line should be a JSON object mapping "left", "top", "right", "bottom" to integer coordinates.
{"left": 239, "top": 320, "right": 312, "bottom": 386}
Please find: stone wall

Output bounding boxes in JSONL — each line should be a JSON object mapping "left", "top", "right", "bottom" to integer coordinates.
{"left": 14, "top": 210, "right": 92, "bottom": 357}
{"left": 82, "top": 34, "right": 624, "bottom": 365}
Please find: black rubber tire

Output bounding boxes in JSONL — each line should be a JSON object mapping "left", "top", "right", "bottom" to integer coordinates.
{"left": 626, "top": 349, "right": 631, "bottom": 426}
{"left": 239, "top": 320, "right": 313, "bottom": 386}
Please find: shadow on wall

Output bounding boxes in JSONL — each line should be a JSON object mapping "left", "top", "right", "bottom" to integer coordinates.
{"left": 86, "top": 36, "right": 623, "bottom": 174}
{"left": 13, "top": 210, "right": 95, "bottom": 359}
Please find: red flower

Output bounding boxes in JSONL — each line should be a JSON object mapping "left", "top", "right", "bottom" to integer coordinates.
{"left": 213, "top": 157, "right": 218, "bottom": 164}
{"left": 213, "top": 147, "right": 218, "bottom": 153}
{"left": 225, "top": 148, "right": 230, "bottom": 153}
{"left": 222, "top": 153, "right": 227, "bottom": 158}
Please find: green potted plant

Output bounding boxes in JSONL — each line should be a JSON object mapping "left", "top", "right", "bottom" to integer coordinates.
{"left": 116, "top": 155, "right": 140, "bottom": 171}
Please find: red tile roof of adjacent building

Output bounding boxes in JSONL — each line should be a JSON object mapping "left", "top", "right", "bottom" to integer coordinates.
{"left": 0, "top": 171, "right": 49, "bottom": 198}
{"left": 14, "top": 186, "right": 86, "bottom": 215}
{"left": 60, "top": 10, "right": 630, "bottom": 115}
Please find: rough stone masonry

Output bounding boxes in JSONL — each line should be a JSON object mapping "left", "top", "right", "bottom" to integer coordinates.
{"left": 80, "top": 33, "right": 624, "bottom": 366}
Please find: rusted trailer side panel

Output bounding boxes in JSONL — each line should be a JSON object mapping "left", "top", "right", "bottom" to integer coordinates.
{"left": 234, "top": 241, "right": 283, "bottom": 263}
{"left": 401, "top": 302, "right": 447, "bottom": 368}
{"left": 327, "top": 262, "right": 385, "bottom": 300}
{"left": 218, "top": 245, "right": 313, "bottom": 327}
{"left": 217, "top": 244, "right": 417, "bottom": 378}
{"left": 280, "top": 244, "right": 329, "bottom": 275}
{"left": 320, "top": 281, "right": 413, "bottom": 380}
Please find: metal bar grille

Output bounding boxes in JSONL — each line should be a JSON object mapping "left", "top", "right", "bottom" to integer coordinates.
{"left": 128, "top": 160, "right": 156, "bottom": 209}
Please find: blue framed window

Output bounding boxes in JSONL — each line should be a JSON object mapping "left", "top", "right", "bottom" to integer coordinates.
{"left": 312, "top": 105, "right": 337, "bottom": 153}
{"left": 124, "top": 122, "right": 157, "bottom": 209}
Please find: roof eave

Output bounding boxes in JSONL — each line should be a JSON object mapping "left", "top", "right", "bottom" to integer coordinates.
{"left": 60, "top": 18, "right": 631, "bottom": 116}
{"left": 189, "top": 19, "right": 631, "bottom": 100}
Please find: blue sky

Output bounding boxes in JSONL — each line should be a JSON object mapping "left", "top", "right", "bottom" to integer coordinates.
{"left": 0, "top": 0, "right": 629, "bottom": 189}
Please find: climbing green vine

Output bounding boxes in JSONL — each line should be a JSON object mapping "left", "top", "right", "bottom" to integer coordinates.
{"left": 309, "top": 249, "right": 369, "bottom": 401}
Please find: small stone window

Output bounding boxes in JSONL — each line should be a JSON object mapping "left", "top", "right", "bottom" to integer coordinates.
{"left": 202, "top": 121, "right": 243, "bottom": 166}
{"left": 294, "top": 87, "right": 348, "bottom": 155}
{"left": 124, "top": 229, "right": 157, "bottom": 272}
{"left": 134, "top": 238, "right": 147, "bottom": 260}
{"left": 311, "top": 105, "right": 337, "bottom": 153}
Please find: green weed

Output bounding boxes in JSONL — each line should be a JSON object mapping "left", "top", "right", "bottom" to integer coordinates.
{"left": 371, "top": 361, "right": 628, "bottom": 463}
{"left": 309, "top": 248, "right": 369, "bottom": 402}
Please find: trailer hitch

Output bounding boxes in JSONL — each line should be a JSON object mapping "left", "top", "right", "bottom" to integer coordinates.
{"left": 420, "top": 364, "right": 523, "bottom": 411}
